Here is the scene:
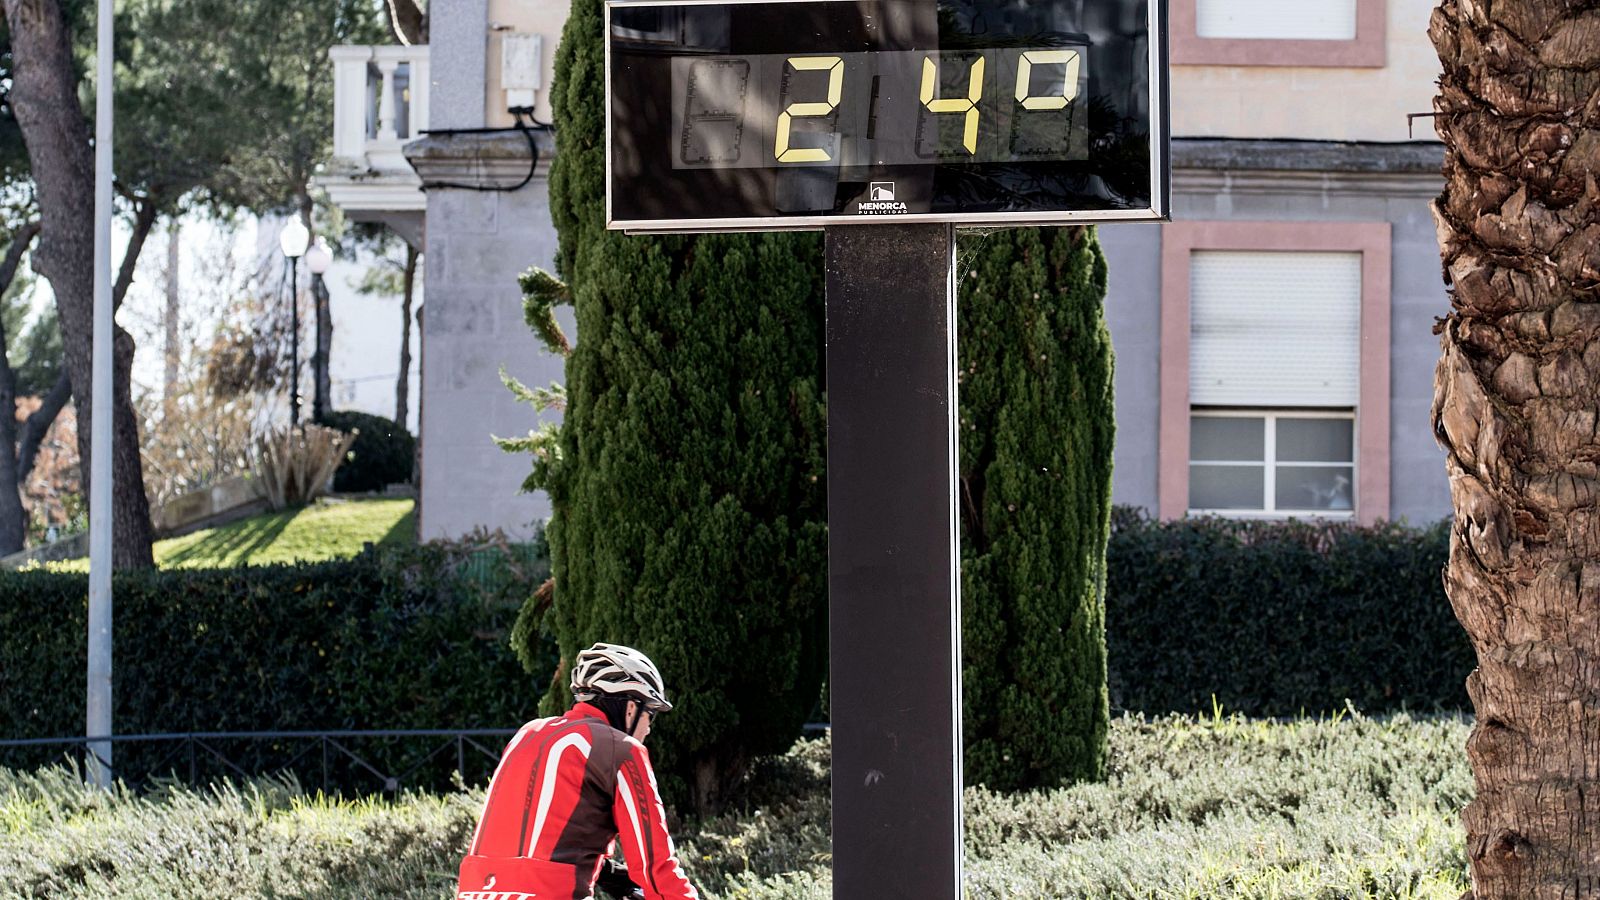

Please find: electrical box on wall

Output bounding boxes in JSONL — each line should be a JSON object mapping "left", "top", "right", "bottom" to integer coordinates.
{"left": 502, "top": 32, "right": 543, "bottom": 110}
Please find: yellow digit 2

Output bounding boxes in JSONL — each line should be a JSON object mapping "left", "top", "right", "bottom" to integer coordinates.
{"left": 920, "top": 55, "right": 985, "bottom": 155}
{"left": 1015, "top": 50, "right": 1081, "bottom": 110}
{"left": 775, "top": 56, "right": 843, "bottom": 163}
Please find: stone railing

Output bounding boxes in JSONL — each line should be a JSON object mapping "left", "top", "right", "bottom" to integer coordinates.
{"left": 329, "top": 44, "right": 431, "bottom": 173}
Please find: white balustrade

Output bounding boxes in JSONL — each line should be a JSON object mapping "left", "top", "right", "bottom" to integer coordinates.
{"left": 328, "top": 44, "right": 431, "bottom": 173}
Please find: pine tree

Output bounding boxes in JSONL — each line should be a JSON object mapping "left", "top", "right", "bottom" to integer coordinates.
{"left": 957, "top": 226, "right": 1113, "bottom": 790}
{"left": 510, "top": 0, "right": 829, "bottom": 814}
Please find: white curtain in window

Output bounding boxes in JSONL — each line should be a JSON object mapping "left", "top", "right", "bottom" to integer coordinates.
{"left": 1189, "top": 250, "right": 1361, "bottom": 407}
{"left": 1195, "top": 0, "right": 1358, "bottom": 41}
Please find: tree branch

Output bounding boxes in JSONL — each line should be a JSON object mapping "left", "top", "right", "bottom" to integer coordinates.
{"left": 0, "top": 221, "right": 42, "bottom": 398}
{"left": 114, "top": 200, "right": 161, "bottom": 311}
{"left": 386, "top": 0, "right": 427, "bottom": 44}
{"left": 17, "top": 370, "right": 70, "bottom": 480}
{"left": 0, "top": 222, "right": 42, "bottom": 299}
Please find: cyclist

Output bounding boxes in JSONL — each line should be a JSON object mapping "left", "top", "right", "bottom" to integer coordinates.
{"left": 457, "top": 642, "right": 701, "bottom": 900}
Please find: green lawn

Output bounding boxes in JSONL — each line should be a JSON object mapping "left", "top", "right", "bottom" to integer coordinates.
{"left": 153, "top": 498, "right": 415, "bottom": 568}
{"left": 0, "top": 713, "right": 1473, "bottom": 899}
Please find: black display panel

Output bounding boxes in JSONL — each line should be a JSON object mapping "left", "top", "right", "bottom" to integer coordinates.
{"left": 607, "top": 0, "right": 1168, "bottom": 231}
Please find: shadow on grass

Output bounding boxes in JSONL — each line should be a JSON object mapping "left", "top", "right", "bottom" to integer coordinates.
{"left": 377, "top": 506, "right": 417, "bottom": 547}
{"left": 162, "top": 507, "right": 298, "bottom": 568}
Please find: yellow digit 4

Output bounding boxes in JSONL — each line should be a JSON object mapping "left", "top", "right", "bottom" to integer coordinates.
{"left": 775, "top": 56, "right": 844, "bottom": 163}
{"left": 920, "top": 55, "right": 985, "bottom": 155}
{"left": 1015, "top": 50, "right": 1081, "bottom": 111}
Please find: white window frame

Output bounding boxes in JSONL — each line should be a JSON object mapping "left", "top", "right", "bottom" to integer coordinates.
{"left": 1188, "top": 408, "right": 1357, "bottom": 520}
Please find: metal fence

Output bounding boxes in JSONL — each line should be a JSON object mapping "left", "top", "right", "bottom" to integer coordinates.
{"left": 0, "top": 728, "right": 518, "bottom": 794}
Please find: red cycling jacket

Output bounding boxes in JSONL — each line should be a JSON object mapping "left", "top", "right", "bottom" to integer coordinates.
{"left": 457, "top": 701, "right": 701, "bottom": 900}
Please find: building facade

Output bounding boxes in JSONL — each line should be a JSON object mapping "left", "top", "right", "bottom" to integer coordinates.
{"left": 1103, "top": 0, "right": 1451, "bottom": 525}
{"left": 322, "top": 0, "right": 1452, "bottom": 537}
{"left": 322, "top": 0, "right": 571, "bottom": 540}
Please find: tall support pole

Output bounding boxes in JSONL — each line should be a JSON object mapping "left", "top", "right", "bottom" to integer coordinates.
{"left": 87, "top": 0, "right": 115, "bottom": 790}
{"left": 825, "top": 224, "right": 962, "bottom": 900}
{"left": 289, "top": 256, "right": 301, "bottom": 426}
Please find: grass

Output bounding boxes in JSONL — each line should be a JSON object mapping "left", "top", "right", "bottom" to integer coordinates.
{"left": 156, "top": 498, "right": 416, "bottom": 568}
{"left": 0, "top": 712, "right": 1473, "bottom": 899}
{"left": 47, "top": 498, "right": 416, "bottom": 571}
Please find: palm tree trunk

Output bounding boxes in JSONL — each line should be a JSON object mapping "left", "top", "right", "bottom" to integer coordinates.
{"left": 1429, "top": 1, "right": 1600, "bottom": 896}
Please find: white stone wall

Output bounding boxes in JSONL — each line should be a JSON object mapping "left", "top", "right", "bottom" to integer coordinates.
{"left": 418, "top": 183, "right": 568, "bottom": 540}
{"left": 1172, "top": 0, "right": 1441, "bottom": 142}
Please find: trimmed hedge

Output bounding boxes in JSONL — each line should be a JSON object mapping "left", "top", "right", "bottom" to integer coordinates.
{"left": 1105, "top": 510, "right": 1468, "bottom": 716}
{"left": 0, "top": 541, "right": 552, "bottom": 790}
{"left": 318, "top": 409, "right": 416, "bottom": 492}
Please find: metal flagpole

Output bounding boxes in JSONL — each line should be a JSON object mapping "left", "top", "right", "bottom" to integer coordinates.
{"left": 87, "top": 0, "right": 115, "bottom": 791}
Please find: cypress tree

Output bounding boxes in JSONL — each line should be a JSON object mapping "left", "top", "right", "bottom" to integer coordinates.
{"left": 510, "top": 0, "right": 1112, "bottom": 803}
{"left": 510, "top": 0, "right": 829, "bottom": 814}
{"left": 957, "top": 226, "right": 1113, "bottom": 790}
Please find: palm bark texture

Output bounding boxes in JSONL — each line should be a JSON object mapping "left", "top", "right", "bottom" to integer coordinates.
{"left": 1429, "top": 0, "right": 1600, "bottom": 895}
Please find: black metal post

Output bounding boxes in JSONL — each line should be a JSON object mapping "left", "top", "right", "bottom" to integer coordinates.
{"left": 825, "top": 224, "right": 961, "bottom": 900}
{"left": 289, "top": 255, "right": 301, "bottom": 427}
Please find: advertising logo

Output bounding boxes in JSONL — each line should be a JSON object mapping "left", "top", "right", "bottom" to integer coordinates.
{"left": 858, "top": 182, "right": 908, "bottom": 215}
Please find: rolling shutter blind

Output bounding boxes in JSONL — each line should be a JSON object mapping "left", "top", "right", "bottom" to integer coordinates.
{"left": 1189, "top": 250, "right": 1361, "bottom": 407}
{"left": 1195, "top": 0, "right": 1358, "bottom": 41}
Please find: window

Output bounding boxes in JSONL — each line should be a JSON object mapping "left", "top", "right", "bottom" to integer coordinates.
{"left": 1190, "top": 412, "right": 1355, "bottom": 516}
{"left": 1158, "top": 221, "right": 1391, "bottom": 523}
{"left": 1189, "top": 250, "right": 1361, "bottom": 408}
{"left": 1196, "top": 0, "right": 1356, "bottom": 41}
{"left": 1184, "top": 249, "right": 1360, "bottom": 519}
{"left": 1169, "top": 0, "right": 1385, "bottom": 67}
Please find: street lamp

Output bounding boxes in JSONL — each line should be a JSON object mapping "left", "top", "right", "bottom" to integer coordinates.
{"left": 279, "top": 218, "right": 309, "bottom": 426}
{"left": 304, "top": 237, "right": 333, "bottom": 421}
{"left": 305, "top": 236, "right": 332, "bottom": 276}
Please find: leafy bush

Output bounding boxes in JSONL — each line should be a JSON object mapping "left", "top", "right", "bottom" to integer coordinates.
{"left": 316, "top": 410, "right": 416, "bottom": 492}
{"left": 0, "top": 714, "right": 1472, "bottom": 898}
{"left": 1105, "top": 511, "right": 1467, "bottom": 716}
{"left": 0, "top": 540, "right": 552, "bottom": 790}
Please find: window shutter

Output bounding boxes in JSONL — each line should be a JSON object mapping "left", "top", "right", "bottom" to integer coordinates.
{"left": 1189, "top": 250, "right": 1361, "bottom": 407}
{"left": 1195, "top": 0, "right": 1358, "bottom": 41}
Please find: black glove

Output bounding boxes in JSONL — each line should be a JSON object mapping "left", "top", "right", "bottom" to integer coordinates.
{"left": 595, "top": 857, "right": 644, "bottom": 900}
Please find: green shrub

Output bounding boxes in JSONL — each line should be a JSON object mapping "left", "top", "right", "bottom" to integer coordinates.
{"left": 510, "top": 0, "right": 828, "bottom": 816}
{"left": 317, "top": 409, "right": 416, "bottom": 492}
{"left": 1105, "top": 511, "right": 1467, "bottom": 716}
{"left": 0, "top": 541, "right": 552, "bottom": 790}
{"left": 958, "top": 226, "right": 1114, "bottom": 792}
{"left": 0, "top": 714, "right": 1472, "bottom": 899}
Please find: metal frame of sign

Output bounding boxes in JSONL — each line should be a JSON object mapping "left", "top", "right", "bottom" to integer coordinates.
{"left": 605, "top": 0, "right": 1170, "bottom": 233}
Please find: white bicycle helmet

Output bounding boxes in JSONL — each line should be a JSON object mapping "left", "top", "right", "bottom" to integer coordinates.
{"left": 570, "top": 642, "right": 673, "bottom": 712}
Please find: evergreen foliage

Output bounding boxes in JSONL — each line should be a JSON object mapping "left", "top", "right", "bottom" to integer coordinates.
{"left": 510, "top": 0, "right": 829, "bottom": 813}
{"left": 0, "top": 541, "right": 550, "bottom": 792}
{"left": 957, "top": 227, "right": 1114, "bottom": 791}
{"left": 1106, "top": 512, "right": 1468, "bottom": 715}
{"left": 0, "top": 716, "right": 1474, "bottom": 899}
{"left": 316, "top": 410, "right": 417, "bottom": 492}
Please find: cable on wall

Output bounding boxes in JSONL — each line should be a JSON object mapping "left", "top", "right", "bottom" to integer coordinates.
{"left": 416, "top": 108, "right": 551, "bottom": 193}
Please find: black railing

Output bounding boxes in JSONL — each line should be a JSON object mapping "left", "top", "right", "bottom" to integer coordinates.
{"left": 0, "top": 728, "right": 518, "bottom": 794}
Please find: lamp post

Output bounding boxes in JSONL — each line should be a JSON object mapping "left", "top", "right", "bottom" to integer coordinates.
{"left": 279, "top": 218, "right": 309, "bottom": 426}
{"left": 305, "top": 237, "right": 333, "bottom": 422}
